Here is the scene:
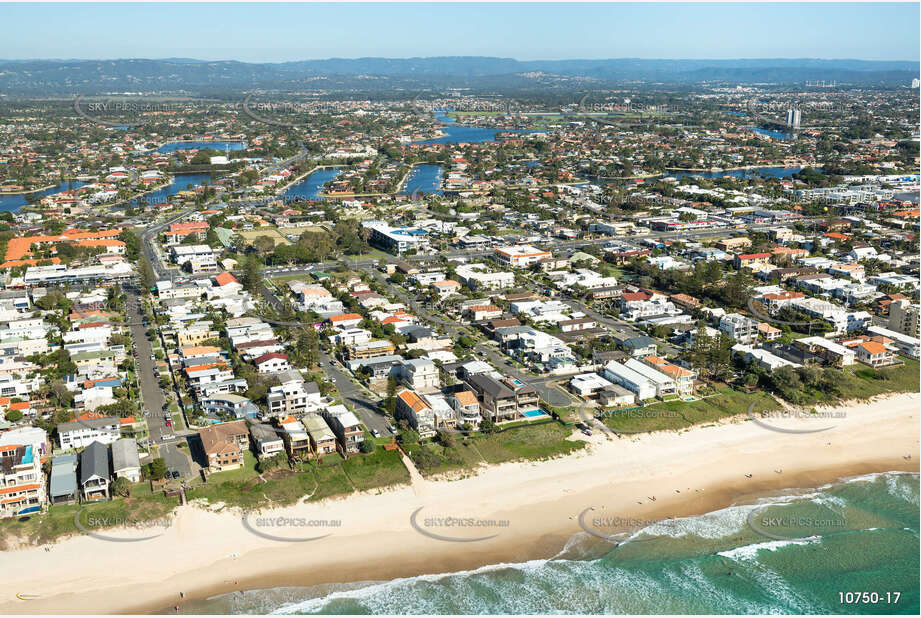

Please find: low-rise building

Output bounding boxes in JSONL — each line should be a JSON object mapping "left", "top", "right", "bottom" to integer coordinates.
{"left": 321, "top": 405, "right": 364, "bottom": 455}
{"left": 57, "top": 416, "right": 120, "bottom": 450}
{"left": 199, "top": 420, "right": 249, "bottom": 472}
{"left": 111, "top": 438, "right": 141, "bottom": 483}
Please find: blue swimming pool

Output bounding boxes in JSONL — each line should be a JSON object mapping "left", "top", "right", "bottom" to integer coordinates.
{"left": 522, "top": 409, "right": 549, "bottom": 418}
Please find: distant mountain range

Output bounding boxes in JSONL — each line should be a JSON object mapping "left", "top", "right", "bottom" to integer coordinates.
{"left": 0, "top": 56, "right": 916, "bottom": 95}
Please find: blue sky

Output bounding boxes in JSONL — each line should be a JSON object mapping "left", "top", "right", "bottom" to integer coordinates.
{"left": 2, "top": 2, "right": 918, "bottom": 62}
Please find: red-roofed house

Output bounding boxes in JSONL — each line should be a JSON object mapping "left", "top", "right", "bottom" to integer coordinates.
{"left": 327, "top": 313, "right": 363, "bottom": 329}
{"left": 254, "top": 353, "right": 292, "bottom": 374}
{"left": 734, "top": 252, "right": 772, "bottom": 269}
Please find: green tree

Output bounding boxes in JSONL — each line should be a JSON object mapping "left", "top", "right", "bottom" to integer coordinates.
{"left": 138, "top": 255, "right": 155, "bottom": 292}
{"left": 239, "top": 256, "right": 263, "bottom": 293}
{"left": 112, "top": 476, "right": 131, "bottom": 497}
{"left": 148, "top": 457, "right": 167, "bottom": 480}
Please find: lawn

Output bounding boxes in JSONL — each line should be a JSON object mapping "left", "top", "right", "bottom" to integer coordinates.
{"left": 0, "top": 484, "right": 178, "bottom": 548}
{"left": 188, "top": 448, "right": 409, "bottom": 509}
{"left": 603, "top": 389, "right": 780, "bottom": 433}
{"left": 835, "top": 357, "right": 919, "bottom": 401}
{"left": 404, "top": 421, "right": 586, "bottom": 478}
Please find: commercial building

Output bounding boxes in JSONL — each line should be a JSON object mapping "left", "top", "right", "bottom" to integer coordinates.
{"left": 494, "top": 245, "right": 552, "bottom": 268}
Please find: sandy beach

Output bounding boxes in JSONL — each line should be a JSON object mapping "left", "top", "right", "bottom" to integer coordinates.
{"left": 1, "top": 392, "right": 918, "bottom": 615}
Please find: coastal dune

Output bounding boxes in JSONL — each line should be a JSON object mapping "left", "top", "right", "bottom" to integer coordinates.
{"left": 1, "top": 392, "right": 917, "bottom": 615}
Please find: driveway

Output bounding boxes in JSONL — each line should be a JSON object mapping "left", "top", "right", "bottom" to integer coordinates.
{"left": 160, "top": 442, "right": 194, "bottom": 479}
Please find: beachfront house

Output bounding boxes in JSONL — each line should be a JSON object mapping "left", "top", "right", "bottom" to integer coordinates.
{"left": 78, "top": 441, "right": 110, "bottom": 502}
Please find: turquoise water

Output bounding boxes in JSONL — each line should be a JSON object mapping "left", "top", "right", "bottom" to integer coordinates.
{"left": 521, "top": 409, "right": 548, "bottom": 418}
{"left": 177, "top": 472, "right": 919, "bottom": 615}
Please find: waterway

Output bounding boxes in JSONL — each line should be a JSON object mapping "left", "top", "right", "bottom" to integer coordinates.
{"left": 413, "top": 110, "right": 536, "bottom": 145}
{"left": 667, "top": 166, "right": 810, "bottom": 180}
{"left": 401, "top": 164, "right": 444, "bottom": 195}
{"left": 747, "top": 126, "right": 795, "bottom": 140}
{"left": 0, "top": 180, "right": 89, "bottom": 212}
{"left": 129, "top": 173, "right": 217, "bottom": 207}
{"left": 280, "top": 167, "right": 344, "bottom": 201}
{"left": 155, "top": 141, "right": 247, "bottom": 153}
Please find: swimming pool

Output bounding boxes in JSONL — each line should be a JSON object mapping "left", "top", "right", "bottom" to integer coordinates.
{"left": 522, "top": 409, "right": 549, "bottom": 418}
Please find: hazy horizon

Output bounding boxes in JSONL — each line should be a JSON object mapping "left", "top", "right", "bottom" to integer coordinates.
{"left": 1, "top": 2, "right": 918, "bottom": 63}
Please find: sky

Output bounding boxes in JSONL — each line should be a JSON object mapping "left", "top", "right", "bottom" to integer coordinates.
{"left": 1, "top": 2, "right": 918, "bottom": 62}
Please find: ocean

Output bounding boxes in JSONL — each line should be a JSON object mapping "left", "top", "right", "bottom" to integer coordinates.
{"left": 179, "top": 472, "right": 919, "bottom": 615}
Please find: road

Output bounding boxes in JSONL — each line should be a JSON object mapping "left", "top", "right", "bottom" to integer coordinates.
{"left": 125, "top": 285, "right": 194, "bottom": 450}
{"left": 256, "top": 280, "right": 394, "bottom": 436}
{"left": 319, "top": 352, "right": 394, "bottom": 436}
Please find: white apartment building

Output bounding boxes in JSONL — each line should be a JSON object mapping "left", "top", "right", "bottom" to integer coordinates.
{"left": 602, "top": 361, "right": 657, "bottom": 401}
{"left": 624, "top": 358, "right": 677, "bottom": 398}
{"left": 455, "top": 264, "right": 515, "bottom": 291}
{"left": 57, "top": 416, "right": 121, "bottom": 449}
{"left": 889, "top": 300, "right": 920, "bottom": 338}
{"left": 399, "top": 358, "right": 440, "bottom": 393}
{"left": 719, "top": 313, "right": 759, "bottom": 344}
{"left": 494, "top": 244, "right": 552, "bottom": 268}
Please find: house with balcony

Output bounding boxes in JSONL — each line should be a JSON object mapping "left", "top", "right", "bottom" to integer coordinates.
{"left": 254, "top": 353, "right": 292, "bottom": 375}
{"left": 602, "top": 360, "right": 657, "bottom": 401}
{"left": 0, "top": 443, "right": 45, "bottom": 517}
{"left": 48, "top": 454, "right": 77, "bottom": 505}
{"left": 395, "top": 389, "right": 437, "bottom": 438}
{"left": 623, "top": 358, "right": 677, "bottom": 398}
{"left": 856, "top": 341, "right": 895, "bottom": 368}
{"left": 448, "top": 390, "right": 482, "bottom": 425}
{"left": 78, "top": 441, "right": 110, "bottom": 502}
{"left": 278, "top": 416, "right": 312, "bottom": 460}
{"left": 719, "top": 313, "right": 759, "bottom": 344}
{"left": 303, "top": 413, "right": 337, "bottom": 457}
{"left": 641, "top": 356, "right": 696, "bottom": 396}
{"left": 200, "top": 393, "right": 260, "bottom": 420}
{"left": 266, "top": 373, "right": 322, "bottom": 417}
{"left": 321, "top": 405, "right": 364, "bottom": 455}
{"left": 465, "top": 373, "right": 519, "bottom": 422}
{"left": 199, "top": 420, "right": 249, "bottom": 472}
{"left": 247, "top": 421, "right": 285, "bottom": 460}
{"left": 399, "top": 358, "right": 440, "bottom": 393}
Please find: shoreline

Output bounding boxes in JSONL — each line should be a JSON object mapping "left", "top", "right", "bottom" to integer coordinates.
{"left": 1, "top": 392, "right": 917, "bottom": 615}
